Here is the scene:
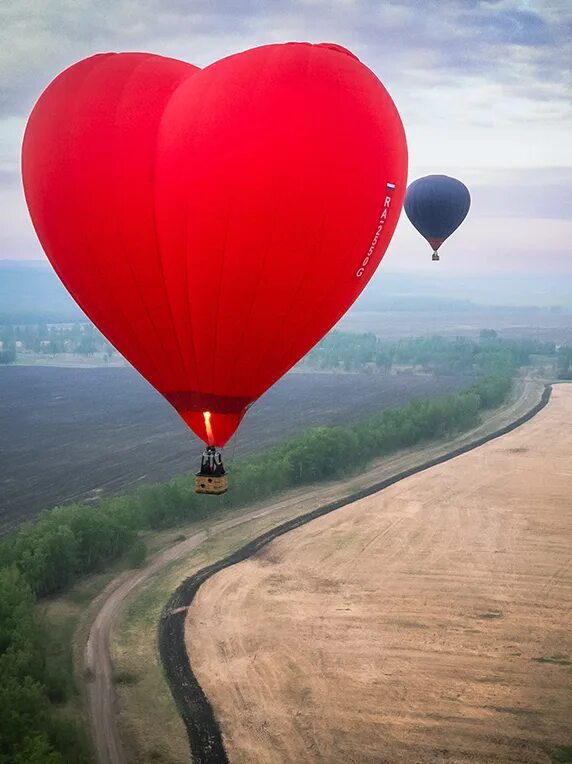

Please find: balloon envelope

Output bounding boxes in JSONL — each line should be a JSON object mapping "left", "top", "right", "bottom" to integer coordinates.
{"left": 22, "top": 44, "right": 408, "bottom": 446}
{"left": 404, "top": 174, "right": 470, "bottom": 252}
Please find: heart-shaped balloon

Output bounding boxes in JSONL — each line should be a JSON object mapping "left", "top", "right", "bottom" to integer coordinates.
{"left": 23, "top": 43, "right": 407, "bottom": 446}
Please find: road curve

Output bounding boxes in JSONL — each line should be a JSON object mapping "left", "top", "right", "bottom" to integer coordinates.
{"left": 84, "top": 531, "right": 207, "bottom": 763}
{"left": 84, "top": 504, "right": 328, "bottom": 763}
{"left": 82, "top": 375, "right": 547, "bottom": 764}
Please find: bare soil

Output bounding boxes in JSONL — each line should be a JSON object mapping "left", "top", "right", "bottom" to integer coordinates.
{"left": 0, "top": 366, "right": 472, "bottom": 530}
{"left": 186, "top": 385, "right": 572, "bottom": 764}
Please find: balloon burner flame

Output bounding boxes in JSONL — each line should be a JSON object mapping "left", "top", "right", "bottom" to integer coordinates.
{"left": 203, "top": 411, "right": 214, "bottom": 446}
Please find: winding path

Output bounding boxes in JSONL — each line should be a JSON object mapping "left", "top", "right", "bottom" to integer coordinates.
{"left": 82, "top": 375, "right": 547, "bottom": 764}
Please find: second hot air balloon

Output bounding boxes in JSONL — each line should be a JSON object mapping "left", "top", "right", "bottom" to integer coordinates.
{"left": 22, "top": 43, "right": 408, "bottom": 493}
{"left": 404, "top": 174, "right": 470, "bottom": 261}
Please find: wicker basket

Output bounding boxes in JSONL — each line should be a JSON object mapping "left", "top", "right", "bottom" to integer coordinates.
{"left": 195, "top": 473, "right": 228, "bottom": 495}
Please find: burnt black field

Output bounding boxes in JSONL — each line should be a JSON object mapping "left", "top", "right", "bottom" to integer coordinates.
{"left": 0, "top": 366, "right": 473, "bottom": 530}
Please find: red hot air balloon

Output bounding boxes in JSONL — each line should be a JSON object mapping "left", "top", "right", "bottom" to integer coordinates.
{"left": 22, "top": 43, "right": 408, "bottom": 489}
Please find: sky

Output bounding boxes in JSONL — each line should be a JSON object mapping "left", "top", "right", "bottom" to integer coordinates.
{"left": 1, "top": 0, "right": 571, "bottom": 276}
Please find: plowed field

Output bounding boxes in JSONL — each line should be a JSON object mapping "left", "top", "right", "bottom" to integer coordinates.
{"left": 0, "top": 366, "right": 471, "bottom": 529}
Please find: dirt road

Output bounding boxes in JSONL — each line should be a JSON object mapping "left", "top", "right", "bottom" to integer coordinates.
{"left": 187, "top": 385, "right": 572, "bottom": 763}
{"left": 83, "top": 375, "right": 546, "bottom": 764}
{"left": 85, "top": 531, "right": 207, "bottom": 763}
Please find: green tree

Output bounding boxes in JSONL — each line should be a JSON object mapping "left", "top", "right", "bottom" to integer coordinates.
{"left": 10, "top": 734, "right": 63, "bottom": 764}
{"left": 0, "top": 344, "right": 16, "bottom": 364}
{"left": 557, "top": 346, "right": 572, "bottom": 379}
{"left": 127, "top": 540, "right": 147, "bottom": 568}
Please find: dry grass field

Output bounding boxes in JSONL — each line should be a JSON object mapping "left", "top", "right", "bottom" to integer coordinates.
{"left": 186, "top": 384, "right": 572, "bottom": 764}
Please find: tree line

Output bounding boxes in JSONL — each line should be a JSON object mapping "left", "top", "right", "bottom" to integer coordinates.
{"left": 0, "top": 566, "right": 89, "bottom": 762}
{"left": 302, "top": 329, "right": 557, "bottom": 374}
{"left": 0, "top": 323, "right": 114, "bottom": 363}
{"left": 557, "top": 346, "right": 572, "bottom": 379}
{"left": 0, "top": 333, "right": 537, "bottom": 761}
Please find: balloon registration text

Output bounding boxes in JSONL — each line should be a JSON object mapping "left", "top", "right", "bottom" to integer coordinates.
{"left": 356, "top": 193, "right": 393, "bottom": 278}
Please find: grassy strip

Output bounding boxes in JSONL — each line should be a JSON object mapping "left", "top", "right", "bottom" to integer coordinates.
{"left": 0, "top": 371, "right": 514, "bottom": 600}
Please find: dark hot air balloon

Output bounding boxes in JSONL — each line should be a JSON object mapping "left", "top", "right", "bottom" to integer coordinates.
{"left": 22, "top": 44, "right": 408, "bottom": 492}
{"left": 404, "top": 174, "right": 470, "bottom": 261}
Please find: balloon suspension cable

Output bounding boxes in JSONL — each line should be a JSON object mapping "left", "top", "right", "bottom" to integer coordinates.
{"left": 228, "top": 425, "right": 240, "bottom": 468}
{"left": 198, "top": 444, "right": 225, "bottom": 474}
{"left": 195, "top": 442, "right": 228, "bottom": 494}
{"left": 197, "top": 411, "right": 226, "bottom": 476}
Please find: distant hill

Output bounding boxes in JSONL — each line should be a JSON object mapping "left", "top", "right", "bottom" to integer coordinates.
{"left": 1, "top": 260, "right": 571, "bottom": 324}
{"left": 358, "top": 270, "right": 572, "bottom": 311}
{"left": 0, "top": 260, "right": 85, "bottom": 323}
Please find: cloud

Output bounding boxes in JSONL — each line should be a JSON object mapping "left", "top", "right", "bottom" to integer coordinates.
{"left": 0, "top": 167, "right": 20, "bottom": 186}
{"left": 467, "top": 168, "right": 572, "bottom": 220}
{"left": 1, "top": 0, "right": 571, "bottom": 271}
{"left": 1, "top": 0, "right": 571, "bottom": 117}
{"left": 0, "top": 180, "right": 42, "bottom": 259}
{"left": 0, "top": 0, "right": 293, "bottom": 115}
{"left": 462, "top": 7, "right": 552, "bottom": 46}
{"left": 382, "top": 211, "right": 572, "bottom": 274}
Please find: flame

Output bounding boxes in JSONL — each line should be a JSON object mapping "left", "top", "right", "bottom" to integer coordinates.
{"left": 203, "top": 411, "right": 214, "bottom": 446}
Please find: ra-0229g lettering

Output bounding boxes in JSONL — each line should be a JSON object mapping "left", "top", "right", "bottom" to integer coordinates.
{"left": 356, "top": 190, "right": 394, "bottom": 278}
